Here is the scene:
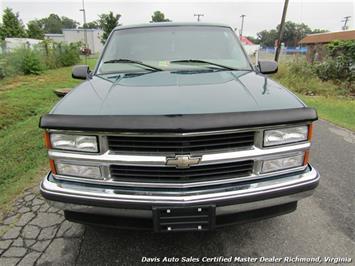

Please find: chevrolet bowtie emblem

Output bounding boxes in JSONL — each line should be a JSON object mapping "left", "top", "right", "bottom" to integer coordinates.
{"left": 166, "top": 155, "right": 201, "bottom": 169}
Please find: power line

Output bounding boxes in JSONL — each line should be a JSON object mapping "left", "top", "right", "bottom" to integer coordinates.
{"left": 194, "top": 14, "right": 204, "bottom": 22}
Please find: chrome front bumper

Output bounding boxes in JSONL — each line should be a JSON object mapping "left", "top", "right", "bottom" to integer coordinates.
{"left": 40, "top": 165, "right": 319, "bottom": 217}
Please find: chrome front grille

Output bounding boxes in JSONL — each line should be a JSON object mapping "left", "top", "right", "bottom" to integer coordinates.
{"left": 48, "top": 125, "right": 311, "bottom": 189}
{"left": 110, "top": 160, "right": 254, "bottom": 183}
{"left": 107, "top": 131, "right": 255, "bottom": 154}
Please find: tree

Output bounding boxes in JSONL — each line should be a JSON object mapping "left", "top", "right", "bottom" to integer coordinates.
{"left": 98, "top": 12, "right": 121, "bottom": 44}
{"left": 82, "top": 21, "right": 99, "bottom": 29}
{"left": 256, "top": 29, "right": 278, "bottom": 47}
{"left": 256, "top": 21, "right": 328, "bottom": 47}
{"left": 276, "top": 21, "right": 312, "bottom": 47}
{"left": 26, "top": 19, "right": 44, "bottom": 39}
{"left": 150, "top": 11, "right": 171, "bottom": 22}
{"left": 40, "top": 14, "right": 62, "bottom": 33}
{"left": 311, "top": 29, "right": 328, "bottom": 34}
{"left": 39, "top": 14, "right": 78, "bottom": 34}
{"left": 0, "top": 8, "right": 26, "bottom": 40}
{"left": 61, "top": 16, "right": 79, "bottom": 29}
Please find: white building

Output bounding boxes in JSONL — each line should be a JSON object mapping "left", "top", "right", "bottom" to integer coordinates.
{"left": 3, "top": 38, "right": 42, "bottom": 52}
{"left": 44, "top": 33, "right": 64, "bottom": 43}
{"left": 45, "top": 29, "right": 104, "bottom": 54}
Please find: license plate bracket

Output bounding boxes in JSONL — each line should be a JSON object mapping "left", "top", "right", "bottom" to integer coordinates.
{"left": 153, "top": 205, "right": 216, "bottom": 232}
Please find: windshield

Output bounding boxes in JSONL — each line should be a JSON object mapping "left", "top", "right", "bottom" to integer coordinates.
{"left": 96, "top": 26, "right": 252, "bottom": 74}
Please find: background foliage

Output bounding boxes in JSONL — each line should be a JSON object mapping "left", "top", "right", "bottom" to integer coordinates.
{"left": 254, "top": 21, "right": 327, "bottom": 47}
{"left": 150, "top": 11, "right": 171, "bottom": 22}
{"left": 273, "top": 40, "right": 355, "bottom": 97}
{"left": 313, "top": 40, "right": 355, "bottom": 93}
{"left": 98, "top": 12, "right": 121, "bottom": 44}
{"left": 0, "top": 8, "right": 26, "bottom": 40}
{"left": 0, "top": 41, "right": 81, "bottom": 78}
{"left": 0, "top": 8, "right": 80, "bottom": 40}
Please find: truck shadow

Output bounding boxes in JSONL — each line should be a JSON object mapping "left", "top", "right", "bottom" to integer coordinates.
{"left": 76, "top": 216, "right": 285, "bottom": 265}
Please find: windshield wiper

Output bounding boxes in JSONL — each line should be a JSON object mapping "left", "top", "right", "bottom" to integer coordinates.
{"left": 170, "top": 59, "right": 244, "bottom": 71}
{"left": 103, "top": 58, "right": 163, "bottom": 71}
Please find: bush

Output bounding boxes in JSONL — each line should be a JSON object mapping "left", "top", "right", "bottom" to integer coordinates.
{"left": 273, "top": 43, "right": 355, "bottom": 97}
{"left": 56, "top": 43, "right": 81, "bottom": 67}
{"left": 314, "top": 40, "right": 355, "bottom": 83}
{"left": 273, "top": 58, "right": 340, "bottom": 96}
{"left": 0, "top": 41, "right": 81, "bottom": 79}
{"left": 42, "top": 40, "right": 60, "bottom": 69}
{"left": 5, "top": 47, "right": 44, "bottom": 75}
{"left": 0, "top": 56, "right": 6, "bottom": 79}
{"left": 41, "top": 40, "right": 81, "bottom": 69}
{"left": 20, "top": 48, "right": 44, "bottom": 75}
{"left": 287, "top": 57, "right": 316, "bottom": 80}
{"left": 327, "top": 40, "right": 355, "bottom": 60}
{"left": 314, "top": 56, "right": 351, "bottom": 81}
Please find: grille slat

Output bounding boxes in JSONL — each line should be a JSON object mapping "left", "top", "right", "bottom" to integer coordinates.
{"left": 107, "top": 131, "right": 255, "bottom": 154}
{"left": 107, "top": 139, "right": 254, "bottom": 149}
{"left": 108, "top": 138, "right": 254, "bottom": 147}
{"left": 108, "top": 133, "right": 255, "bottom": 143}
{"left": 110, "top": 168, "right": 251, "bottom": 179}
{"left": 110, "top": 161, "right": 253, "bottom": 173}
{"left": 110, "top": 160, "right": 254, "bottom": 183}
{"left": 110, "top": 166, "right": 252, "bottom": 177}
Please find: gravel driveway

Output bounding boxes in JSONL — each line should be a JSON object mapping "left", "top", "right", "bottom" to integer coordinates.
{"left": 0, "top": 120, "right": 354, "bottom": 265}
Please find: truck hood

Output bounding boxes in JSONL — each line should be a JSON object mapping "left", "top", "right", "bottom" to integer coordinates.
{"left": 51, "top": 70, "right": 305, "bottom": 115}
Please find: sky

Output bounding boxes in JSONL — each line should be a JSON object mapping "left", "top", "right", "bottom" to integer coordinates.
{"left": 0, "top": 0, "right": 354, "bottom": 37}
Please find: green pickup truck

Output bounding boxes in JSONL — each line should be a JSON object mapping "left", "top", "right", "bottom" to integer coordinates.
{"left": 39, "top": 23, "right": 319, "bottom": 232}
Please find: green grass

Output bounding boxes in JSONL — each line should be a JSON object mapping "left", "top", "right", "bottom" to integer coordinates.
{"left": 273, "top": 61, "right": 340, "bottom": 97}
{"left": 0, "top": 68, "right": 77, "bottom": 131}
{"left": 0, "top": 117, "right": 48, "bottom": 206}
{"left": 0, "top": 58, "right": 96, "bottom": 214}
{"left": 272, "top": 59, "right": 354, "bottom": 131}
{"left": 300, "top": 96, "right": 355, "bottom": 131}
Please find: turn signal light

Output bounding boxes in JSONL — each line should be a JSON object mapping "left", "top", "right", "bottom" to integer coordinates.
{"left": 44, "top": 131, "right": 51, "bottom": 149}
{"left": 308, "top": 124, "right": 313, "bottom": 141}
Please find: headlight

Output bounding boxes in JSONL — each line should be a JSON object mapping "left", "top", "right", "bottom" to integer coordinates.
{"left": 264, "top": 126, "right": 308, "bottom": 146}
{"left": 55, "top": 162, "right": 102, "bottom": 179}
{"left": 50, "top": 133, "right": 98, "bottom": 152}
{"left": 261, "top": 153, "right": 305, "bottom": 173}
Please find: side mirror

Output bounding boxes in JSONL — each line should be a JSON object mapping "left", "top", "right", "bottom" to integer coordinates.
{"left": 72, "top": 65, "right": 90, "bottom": 80}
{"left": 258, "top": 60, "right": 278, "bottom": 74}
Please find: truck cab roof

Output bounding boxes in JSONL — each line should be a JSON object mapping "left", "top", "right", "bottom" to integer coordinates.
{"left": 113, "top": 22, "right": 232, "bottom": 31}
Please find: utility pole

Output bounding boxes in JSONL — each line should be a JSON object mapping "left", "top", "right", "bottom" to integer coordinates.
{"left": 342, "top": 16, "right": 351, "bottom": 30}
{"left": 194, "top": 14, "right": 204, "bottom": 22}
{"left": 80, "top": 0, "right": 88, "bottom": 62}
{"left": 274, "top": 0, "right": 289, "bottom": 62}
{"left": 240, "top": 14, "right": 246, "bottom": 37}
